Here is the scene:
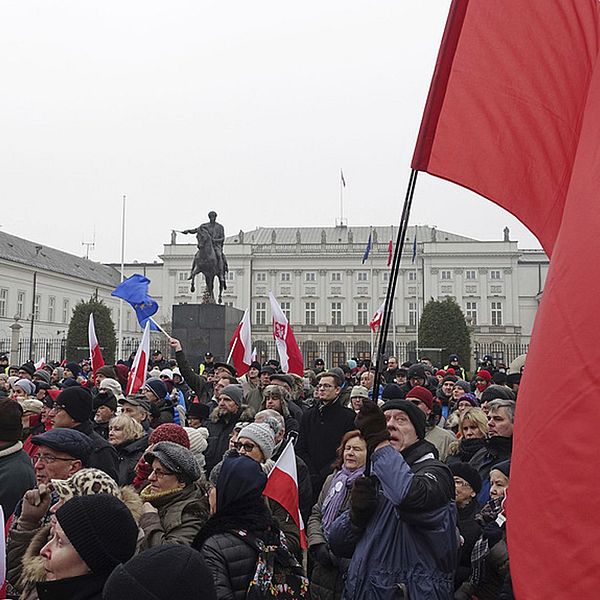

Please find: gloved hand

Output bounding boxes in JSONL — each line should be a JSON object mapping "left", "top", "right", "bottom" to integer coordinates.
{"left": 482, "top": 521, "right": 503, "bottom": 547}
{"left": 21, "top": 484, "right": 52, "bottom": 527}
{"left": 354, "top": 399, "right": 390, "bottom": 453}
{"left": 310, "top": 543, "right": 333, "bottom": 567}
{"left": 349, "top": 476, "right": 379, "bottom": 530}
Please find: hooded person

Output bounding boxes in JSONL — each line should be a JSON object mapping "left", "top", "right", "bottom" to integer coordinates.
{"left": 103, "top": 545, "right": 217, "bottom": 600}
{"left": 259, "top": 384, "right": 300, "bottom": 435}
{"left": 48, "top": 386, "right": 119, "bottom": 482}
{"left": 34, "top": 493, "right": 138, "bottom": 600}
{"left": 12, "top": 468, "right": 143, "bottom": 600}
{"left": 193, "top": 453, "right": 304, "bottom": 599}
{"left": 139, "top": 441, "right": 210, "bottom": 548}
{"left": 142, "top": 377, "right": 176, "bottom": 428}
{"left": 328, "top": 400, "right": 457, "bottom": 600}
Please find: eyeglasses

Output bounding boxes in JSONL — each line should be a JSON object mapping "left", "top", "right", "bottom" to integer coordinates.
{"left": 234, "top": 441, "right": 256, "bottom": 453}
{"left": 453, "top": 480, "right": 473, "bottom": 489}
{"left": 150, "top": 467, "right": 175, "bottom": 479}
{"left": 32, "top": 454, "right": 76, "bottom": 464}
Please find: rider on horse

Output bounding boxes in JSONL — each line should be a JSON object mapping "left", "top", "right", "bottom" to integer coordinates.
{"left": 182, "top": 211, "right": 227, "bottom": 277}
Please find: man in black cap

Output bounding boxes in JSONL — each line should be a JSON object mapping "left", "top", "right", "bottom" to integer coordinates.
{"left": 18, "top": 362, "right": 35, "bottom": 381}
{"left": 187, "top": 402, "right": 209, "bottom": 429}
{"left": 0, "top": 398, "right": 35, "bottom": 516}
{"left": 150, "top": 349, "right": 168, "bottom": 371}
{"left": 93, "top": 389, "right": 118, "bottom": 440}
{"left": 48, "top": 387, "right": 119, "bottom": 481}
{"left": 329, "top": 399, "right": 457, "bottom": 599}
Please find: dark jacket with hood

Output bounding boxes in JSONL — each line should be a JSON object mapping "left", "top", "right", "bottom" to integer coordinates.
{"left": 72, "top": 420, "right": 119, "bottom": 482}
{"left": 114, "top": 435, "right": 149, "bottom": 486}
{"left": 329, "top": 440, "right": 458, "bottom": 600}
{"left": 469, "top": 436, "right": 512, "bottom": 504}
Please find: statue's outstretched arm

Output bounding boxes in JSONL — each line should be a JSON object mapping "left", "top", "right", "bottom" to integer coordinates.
{"left": 182, "top": 228, "right": 198, "bottom": 234}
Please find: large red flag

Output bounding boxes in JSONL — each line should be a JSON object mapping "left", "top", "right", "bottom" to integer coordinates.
{"left": 126, "top": 321, "right": 151, "bottom": 395}
{"left": 88, "top": 313, "right": 105, "bottom": 376}
{"left": 269, "top": 292, "right": 304, "bottom": 376}
{"left": 229, "top": 309, "right": 253, "bottom": 376}
{"left": 412, "top": 2, "right": 600, "bottom": 598}
{"left": 263, "top": 440, "right": 307, "bottom": 550}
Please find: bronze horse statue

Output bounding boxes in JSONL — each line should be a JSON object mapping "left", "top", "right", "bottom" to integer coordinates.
{"left": 188, "top": 226, "right": 228, "bottom": 303}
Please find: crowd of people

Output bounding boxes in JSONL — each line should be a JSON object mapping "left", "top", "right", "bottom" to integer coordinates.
{"left": 0, "top": 345, "right": 522, "bottom": 599}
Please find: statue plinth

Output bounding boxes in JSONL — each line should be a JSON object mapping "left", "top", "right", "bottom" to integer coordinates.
{"left": 172, "top": 304, "right": 244, "bottom": 368}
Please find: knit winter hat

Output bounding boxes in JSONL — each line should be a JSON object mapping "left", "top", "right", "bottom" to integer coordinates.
{"left": 96, "top": 365, "right": 117, "bottom": 380}
{"left": 148, "top": 423, "right": 190, "bottom": 448}
{"left": 52, "top": 467, "right": 120, "bottom": 502}
{"left": 145, "top": 441, "right": 201, "bottom": 483}
{"left": 99, "top": 377, "right": 125, "bottom": 401}
{"left": 159, "top": 368, "right": 174, "bottom": 380}
{"left": 237, "top": 422, "right": 276, "bottom": 460}
{"left": 0, "top": 398, "right": 23, "bottom": 442}
{"left": 220, "top": 384, "right": 243, "bottom": 407}
{"left": 14, "top": 378, "right": 36, "bottom": 397}
{"left": 187, "top": 403, "right": 209, "bottom": 421}
{"left": 442, "top": 374, "right": 458, "bottom": 384}
{"left": 454, "top": 380, "right": 471, "bottom": 393}
{"left": 103, "top": 545, "right": 217, "bottom": 600}
{"left": 450, "top": 462, "right": 482, "bottom": 494}
{"left": 350, "top": 385, "right": 369, "bottom": 399}
{"left": 64, "top": 362, "right": 81, "bottom": 377}
{"left": 405, "top": 385, "right": 434, "bottom": 410}
{"left": 54, "top": 386, "right": 93, "bottom": 423}
{"left": 382, "top": 383, "right": 405, "bottom": 400}
{"left": 143, "top": 377, "right": 168, "bottom": 401}
{"left": 19, "top": 362, "right": 36, "bottom": 377}
{"left": 93, "top": 390, "right": 118, "bottom": 412}
{"left": 56, "top": 494, "right": 138, "bottom": 574}
{"left": 458, "top": 393, "right": 479, "bottom": 407}
{"left": 381, "top": 399, "right": 427, "bottom": 439}
{"left": 491, "top": 459, "right": 511, "bottom": 478}
{"left": 183, "top": 427, "right": 208, "bottom": 462}
{"left": 480, "top": 385, "right": 516, "bottom": 403}
{"left": 114, "top": 364, "right": 129, "bottom": 389}
{"left": 32, "top": 428, "right": 95, "bottom": 463}
{"left": 475, "top": 369, "right": 492, "bottom": 382}
{"left": 33, "top": 370, "right": 51, "bottom": 385}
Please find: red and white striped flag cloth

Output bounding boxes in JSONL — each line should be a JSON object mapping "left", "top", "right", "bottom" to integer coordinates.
{"left": 229, "top": 309, "right": 253, "bottom": 376}
{"left": 126, "top": 321, "right": 151, "bottom": 395}
{"left": 251, "top": 347, "right": 257, "bottom": 362}
{"left": 263, "top": 440, "right": 307, "bottom": 549}
{"left": 88, "top": 313, "right": 105, "bottom": 376}
{"left": 369, "top": 301, "right": 386, "bottom": 332}
{"left": 269, "top": 292, "right": 303, "bottom": 376}
{"left": 34, "top": 357, "right": 46, "bottom": 370}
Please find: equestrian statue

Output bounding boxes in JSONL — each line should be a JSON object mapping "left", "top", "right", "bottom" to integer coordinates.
{"left": 181, "top": 211, "right": 229, "bottom": 303}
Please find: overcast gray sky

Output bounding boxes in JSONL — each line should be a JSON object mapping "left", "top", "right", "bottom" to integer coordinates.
{"left": 1, "top": 1, "right": 541, "bottom": 264}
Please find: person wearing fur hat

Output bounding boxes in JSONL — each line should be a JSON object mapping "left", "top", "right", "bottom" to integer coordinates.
{"left": 0, "top": 398, "right": 36, "bottom": 517}
{"left": 103, "top": 544, "right": 217, "bottom": 600}
{"left": 48, "top": 387, "right": 119, "bottom": 482}
{"left": 32, "top": 493, "right": 138, "bottom": 599}
{"left": 204, "top": 383, "right": 255, "bottom": 476}
{"left": 260, "top": 384, "right": 300, "bottom": 435}
{"left": 328, "top": 400, "right": 457, "bottom": 600}
{"left": 139, "top": 441, "right": 210, "bottom": 548}
{"left": 9, "top": 468, "right": 143, "bottom": 600}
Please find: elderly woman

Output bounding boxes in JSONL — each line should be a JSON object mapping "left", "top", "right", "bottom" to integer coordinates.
{"left": 260, "top": 384, "right": 300, "bottom": 434}
{"left": 139, "top": 441, "right": 210, "bottom": 548}
{"left": 307, "top": 430, "right": 367, "bottom": 600}
{"left": 446, "top": 407, "right": 488, "bottom": 465}
{"left": 108, "top": 414, "right": 148, "bottom": 486}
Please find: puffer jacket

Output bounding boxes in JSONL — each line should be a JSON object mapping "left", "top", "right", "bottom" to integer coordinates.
{"left": 201, "top": 531, "right": 259, "bottom": 600}
{"left": 329, "top": 441, "right": 458, "bottom": 600}
{"left": 114, "top": 435, "right": 148, "bottom": 486}
{"left": 307, "top": 472, "right": 351, "bottom": 600}
{"left": 140, "top": 482, "right": 210, "bottom": 548}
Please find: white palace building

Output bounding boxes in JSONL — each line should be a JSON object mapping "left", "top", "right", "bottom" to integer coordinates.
{"left": 0, "top": 225, "right": 548, "bottom": 366}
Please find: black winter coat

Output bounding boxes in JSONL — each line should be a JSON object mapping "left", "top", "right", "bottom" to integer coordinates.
{"left": 455, "top": 500, "right": 481, "bottom": 588}
{"left": 0, "top": 444, "right": 35, "bottom": 517}
{"left": 73, "top": 421, "right": 119, "bottom": 482}
{"left": 295, "top": 399, "right": 356, "bottom": 502}
{"left": 469, "top": 436, "right": 512, "bottom": 503}
{"left": 114, "top": 435, "right": 148, "bottom": 486}
{"left": 36, "top": 573, "right": 107, "bottom": 600}
{"left": 175, "top": 349, "right": 211, "bottom": 404}
{"left": 149, "top": 398, "right": 175, "bottom": 429}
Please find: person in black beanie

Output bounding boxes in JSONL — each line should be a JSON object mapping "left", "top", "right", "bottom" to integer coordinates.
{"left": 103, "top": 545, "right": 217, "bottom": 600}
{"left": 328, "top": 400, "right": 457, "bottom": 600}
{"left": 36, "top": 493, "right": 138, "bottom": 600}
{"left": 49, "top": 387, "right": 119, "bottom": 481}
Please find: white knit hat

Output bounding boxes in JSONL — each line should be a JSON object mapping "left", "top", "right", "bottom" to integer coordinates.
{"left": 237, "top": 422, "right": 275, "bottom": 460}
{"left": 183, "top": 427, "right": 208, "bottom": 472}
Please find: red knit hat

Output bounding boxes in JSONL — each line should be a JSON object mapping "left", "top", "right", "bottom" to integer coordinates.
{"left": 436, "top": 369, "right": 446, "bottom": 377}
{"left": 405, "top": 385, "right": 434, "bottom": 410}
{"left": 476, "top": 369, "right": 492, "bottom": 382}
{"left": 148, "top": 423, "right": 190, "bottom": 448}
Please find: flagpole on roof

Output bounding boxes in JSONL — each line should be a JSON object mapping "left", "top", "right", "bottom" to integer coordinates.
{"left": 118, "top": 194, "right": 126, "bottom": 361}
{"left": 338, "top": 169, "right": 346, "bottom": 227}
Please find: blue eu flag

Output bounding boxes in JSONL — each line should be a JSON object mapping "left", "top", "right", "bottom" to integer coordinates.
{"left": 111, "top": 274, "right": 159, "bottom": 330}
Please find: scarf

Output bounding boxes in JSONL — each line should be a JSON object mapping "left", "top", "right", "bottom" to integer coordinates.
{"left": 470, "top": 496, "right": 504, "bottom": 584}
{"left": 458, "top": 438, "right": 487, "bottom": 462}
{"left": 140, "top": 483, "right": 187, "bottom": 507}
{"left": 321, "top": 466, "right": 365, "bottom": 537}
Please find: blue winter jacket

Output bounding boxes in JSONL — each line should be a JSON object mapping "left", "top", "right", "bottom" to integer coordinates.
{"left": 329, "top": 441, "right": 458, "bottom": 600}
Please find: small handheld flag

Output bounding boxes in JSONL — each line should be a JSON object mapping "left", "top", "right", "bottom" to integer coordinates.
{"left": 111, "top": 274, "right": 159, "bottom": 331}
{"left": 88, "top": 313, "right": 105, "bottom": 375}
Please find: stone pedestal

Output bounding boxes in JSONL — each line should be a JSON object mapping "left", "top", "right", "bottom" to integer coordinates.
{"left": 172, "top": 304, "right": 244, "bottom": 369}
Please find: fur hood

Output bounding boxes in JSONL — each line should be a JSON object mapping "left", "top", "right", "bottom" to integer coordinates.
{"left": 209, "top": 404, "right": 255, "bottom": 424}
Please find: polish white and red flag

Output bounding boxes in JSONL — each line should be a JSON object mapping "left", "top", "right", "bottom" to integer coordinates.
{"left": 369, "top": 301, "right": 386, "bottom": 332}
{"left": 88, "top": 313, "right": 105, "bottom": 376}
{"left": 34, "top": 357, "right": 46, "bottom": 370}
{"left": 229, "top": 309, "right": 253, "bottom": 376}
{"left": 263, "top": 439, "right": 307, "bottom": 549}
{"left": 126, "top": 321, "right": 151, "bottom": 395}
{"left": 269, "top": 292, "right": 303, "bottom": 376}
